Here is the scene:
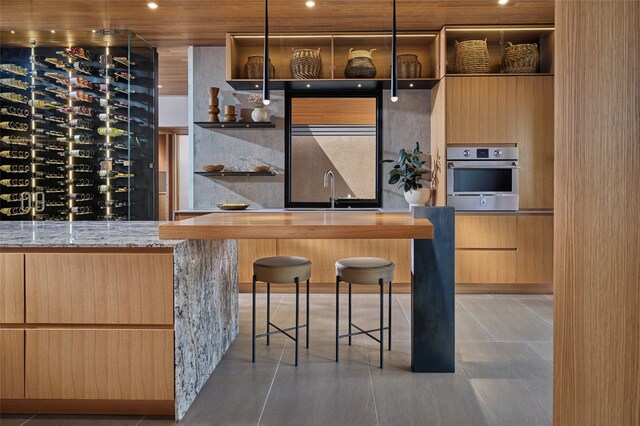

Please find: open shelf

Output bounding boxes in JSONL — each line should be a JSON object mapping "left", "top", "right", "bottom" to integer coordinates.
{"left": 226, "top": 31, "right": 441, "bottom": 90}
{"left": 195, "top": 121, "right": 276, "bottom": 129}
{"left": 443, "top": 25, "right": 555, "bottom": 75}
{"left": 195, "top": 171, "right": 277, "bottom": 177}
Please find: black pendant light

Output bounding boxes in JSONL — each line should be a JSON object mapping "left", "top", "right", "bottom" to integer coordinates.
{"left": 263, "top": 0, "right": 271, "bottom": 105}
{"left": 391, "top": 0, "right": 398, "bottom": 102}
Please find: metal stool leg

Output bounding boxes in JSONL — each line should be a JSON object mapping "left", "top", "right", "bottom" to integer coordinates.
{"left": 295, "top": 277, "right": 300, "bottom": 367}
{"left": 336, "top": 275, "right": 340, "bottom": 362}
{"left": 306, "top": 279, "right": 310, "bottom": 349}
{"left": 266, "top": 281, "right": 271, "bottom": 346}
{"left": 379, "top": 278, "right": 384, "bottom": 369}
{"left": 348, "top": 282, "right": 352, "bottom": 346}
{"left": 389, "top": 281, "right": 392, "bottom": 351}
{"left": 252, "top": 275, "right": 256, "bottom": 363}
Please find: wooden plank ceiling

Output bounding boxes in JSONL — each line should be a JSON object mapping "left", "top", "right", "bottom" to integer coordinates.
{"left": 0, "top": 0, "right": 555, "bottom": 95}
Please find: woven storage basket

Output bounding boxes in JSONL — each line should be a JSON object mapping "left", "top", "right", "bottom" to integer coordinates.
{"left": 453, "top": 39, "right": 491, "bottom": 74}
{"left": 502, "top": 42, "right": 539, "bottom": 73}
{"left": 290, "top": 48, "right": 322, "bottom": 79}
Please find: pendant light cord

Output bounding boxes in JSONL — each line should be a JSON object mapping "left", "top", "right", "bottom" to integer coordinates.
{"left": 391, "top": 0, "right": 398, "bottom": 102}
{"left": 263, "top": 0, "right": 271, "bottom": 105}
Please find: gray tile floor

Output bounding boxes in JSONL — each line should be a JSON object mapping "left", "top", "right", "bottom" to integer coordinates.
{"left": 1, "top": 294, "right": 553, "bottom": 426}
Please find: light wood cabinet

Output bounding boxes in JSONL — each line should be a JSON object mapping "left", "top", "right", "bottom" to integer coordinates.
{"left": 445, "top": 76, "right": 518, "bottom": 145}
{"left": 0, "top": 253, "right": 24, "bottom": 324}
{"left": 0, "top": 329, "right": 24, "bottom": 398}
{"left": 455, "top": 215, "right": 517, "bottom": 249}
{"left": 25, "top": 253, "right": 173, "bottom": 325}
{"left": 25, "top": 329, "right": 174, "bottom": 400}
{"left": 517, "top": 215, "right": 553, "bottom": 284}
{"left": 238, "top": 239, "right": 277, "bottom": 283}
{"left": 517, "top": 76, "right": 554, "bottom": 209}
{"left": 456, "top": 250, "right": 517, "bottom": 284}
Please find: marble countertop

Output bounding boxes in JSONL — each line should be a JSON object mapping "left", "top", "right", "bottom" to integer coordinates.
{"left": 0, "top": 221, "right": 184, "bottom": 248}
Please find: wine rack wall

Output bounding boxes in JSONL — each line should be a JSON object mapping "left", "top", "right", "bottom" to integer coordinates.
{"left": 0, "top": 30, "right": 157, "bottom": 221}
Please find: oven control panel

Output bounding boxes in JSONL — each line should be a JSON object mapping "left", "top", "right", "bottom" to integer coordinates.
{"left": 448, "top": 147, "right": 518, "bottom": 161}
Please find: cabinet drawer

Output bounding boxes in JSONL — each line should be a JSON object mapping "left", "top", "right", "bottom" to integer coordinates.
{"left": 456, "top": 250, "right": 517, "bottom": 283}
{"left": 0, "top": 329, "right": 24, "bottom": 398}
{"left": 517, "top": 215, "right": 554, "bottom": 284}
{"left": 26, "top": 253, "right": 173, "bottom": 325}
{"left": 25, "top": 329, "right": 173, "bottom": 400}
{"left": 455, "top": 215, "right": 517, "bottom": 249}
{"left": 1, "top": 253, "right": 24, "bottom": 323}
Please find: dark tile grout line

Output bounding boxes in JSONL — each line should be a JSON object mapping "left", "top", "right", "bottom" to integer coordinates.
{"left": 456, "top": 300, "right": 499, "bottom": 342}
{"left": 513, "top": 299, "right": 553, "bottom": 326}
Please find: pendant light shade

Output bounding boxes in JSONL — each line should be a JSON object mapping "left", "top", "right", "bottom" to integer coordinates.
{"left": 391, "top": 0, "right": 398, "bottom": 102}
{"left": 263, "top": 0, "right": 271, "bottom": 105}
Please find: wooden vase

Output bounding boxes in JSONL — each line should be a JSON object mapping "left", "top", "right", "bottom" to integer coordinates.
{"left": 208, "top": 87, "right": 220, "bottom": 122}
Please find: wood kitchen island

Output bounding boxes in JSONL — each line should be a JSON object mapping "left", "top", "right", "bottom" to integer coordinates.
{"left": 159, "top": 208, "right": 455, "bottom": 375}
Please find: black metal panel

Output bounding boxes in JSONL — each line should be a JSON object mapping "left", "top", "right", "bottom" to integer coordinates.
{"left": 411, "top": 206, "right": 456, "bottom": 373}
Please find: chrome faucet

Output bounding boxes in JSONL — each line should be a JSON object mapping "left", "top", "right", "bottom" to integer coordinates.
{"left": 323, "top": 170, "right": 336, "bottom": 209}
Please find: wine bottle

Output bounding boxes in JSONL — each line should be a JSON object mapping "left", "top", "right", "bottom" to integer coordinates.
{"left": 98, "top": 184, "right": 133, "bottom": 193}
{"left": 113, "top": 57, "right": 135, "bottom": 67}
{"left": 99, "top": 157, "right": 132, "bottom": 166}
{"left": 0, "top": 192, "right": 30, "bottom": 202}
{"left": 0, "top": 63, "right": 28, "bottom": 76}
{"left": 99, "top": 200, "right": 132, "bottom": 208}
{"left": 0, "top": 150, "right": 29, "bottom": 159}
{"left": 69, "top": 76, "right": 93, "bottom": 89}
{"left": 98, "top": 143, "right": 128, "bottom": 151}
{"left": 0, "top": 121, "right": 29, "bottom": 131}
{"left": 59, "top": 149, "right": 95, "bottom": 158}
{"left": 33, "top": 171, "right": 65, "bottom": 179}
{"left": 0, "top": 207, "right": 30, "bottom": 216}
{"left": 0, "top": 92, "right": 28, "bottom": 104}
{"left": 97, "top": 214, "right": 129, "bottom": 221}
{"left": 1, "top": 106, "right": 29, "bottom": 117}
{"left": 58, "top": 105, "right": 96, "bottom": 117}
{"left": 57, "top": 163, "right": 93, "bottom": 172}
{"left": 0, "top": 164, "right": 30, "bottom": 173}
{"left": 29, "top": 99, "right": 61, "bottom": 109}
{"left": 1, "top": 135, "right": 30, "bottom": 146}
{"left": 0, "top": 178, "right": 29, "bottom": 187}
{"left": 98, "top": 127, "right": 129, "bottom": 137}
{"left": 69, "top": 91, "right": 94, "bottom": 103}
{"left": 71, "top": 61, "right": 97, "bottom": 75}
{"left": 32, "top": 157, "right": 65, "bottom": 165}
{"left": 68, "top": 119, "right": 94, "bottom": 130}
{"left": 34, "top": 128, "right": 65, "bottom": 138}
{"left": 98, "top": 170, "right": 134, "bottom": 179}
{"left": 68, "top": 192, "right": 95, "bottom": 201}
{"left": 34, "top": 185, "right": 65, "bottom": 193}
{"left": 0, "top": 78, "right": 29, "bottom": 90}
{"left": 45, "top": 200, "right": 67, "bottom": 207}
{"left": 66, "top": 178, "right": 94, "bottom": 186}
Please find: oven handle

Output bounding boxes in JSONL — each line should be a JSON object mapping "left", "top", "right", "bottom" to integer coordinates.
{"left": 447, "top": 162, "right": 519, "bottom": 169}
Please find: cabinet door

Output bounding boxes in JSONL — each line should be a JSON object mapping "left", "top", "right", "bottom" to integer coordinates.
{"left": 25, "top": 329, "right": 173, "bottom": 400}
{"left": 455, "top": 215, "right": 517, "bottom": 249}
{"left": 0, "top": 253, "right": 24, "bottom": 324}
{"left": 446, "top": 76, "right": 518, "bottom": 145}
{"left": 517, "top": 215, "right": 553, "bottom": 284}
{"left": 517, "top": 76, "right": 554, "bottom": 209}
{"left": 26, "top": 253, "right": 173, "bottom": 325}
{"left": 238, "top": 239, "right": 277, "bottom": 283}
{"left": 456, "top": 250, "right": 517, "bottom": 283}
{"left": 0, "top": 329, "right": 24, "bottom": 398}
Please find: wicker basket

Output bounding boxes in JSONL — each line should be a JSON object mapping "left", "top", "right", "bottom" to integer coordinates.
{"left": 290, "top": 48, "right": 322, "bottom": 79}
{"left": 502, "top": 42, "right": 539, "bottom": 73}
{"left": 453, "top": 39, "right": 491, "bottom": 74}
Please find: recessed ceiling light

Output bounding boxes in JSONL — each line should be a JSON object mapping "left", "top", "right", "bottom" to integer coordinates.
{"left": 255, "top": 84, "right": 260, "bottom": 88}
{"left": 92, "top": 30, "right": 96, "bottom": 33}
{"left": 498, "top": 0, "right": 509, "bottom": 4}
{"left": 11, "top": 30, "right": 15, "bottom": 34}
{"left": 306, "top": 84, "right": 311, "bottom": 88}
{"left": 50, "top": 30, "right": 55, "bottom": 33}
{"left": 147, "top": 2, "right": 159, "bottom": 9}
{"left": 305, "top": 1, "right": 316, "bottom": 7}
{"left": 409, "top": 83, "right": 414, "bottom": 87}
{"left": 357, "top": 84, "right": 362, "bottom": 88}
{"left": 157, "top": 85, "right": 163, "bottom": 88}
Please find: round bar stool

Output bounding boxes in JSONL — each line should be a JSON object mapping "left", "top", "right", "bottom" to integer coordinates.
{"left": 335, "top": 257, "right": 395, "bottom": 368}
{"left": 252, "top": 256, "right": 312, "bottom": 366}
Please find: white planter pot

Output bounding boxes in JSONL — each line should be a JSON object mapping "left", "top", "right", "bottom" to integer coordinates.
{"left": 251, "top": 107, "right": 269, "bottom": 122}
{"left": 404, "top": 187, "right": 431, "bottom": 208}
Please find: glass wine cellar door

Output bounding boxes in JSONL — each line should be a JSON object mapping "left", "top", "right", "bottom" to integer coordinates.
{"left": 0, "top": 30, "right": 158, "bottom": 221}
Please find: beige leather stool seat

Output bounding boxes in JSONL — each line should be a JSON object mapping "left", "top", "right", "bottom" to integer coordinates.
{"left": 336, "top": 257, "right": 395, "bottom": 284}
{"left": 254, "top": 256, "right": 312, "bottom": 284}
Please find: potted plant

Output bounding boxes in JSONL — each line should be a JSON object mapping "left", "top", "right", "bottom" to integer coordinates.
{"left": 248, "top": 93, "right": 269, "bottom": 122}
{"left": 382, "top": 142, "right": 431, "bottom": 207}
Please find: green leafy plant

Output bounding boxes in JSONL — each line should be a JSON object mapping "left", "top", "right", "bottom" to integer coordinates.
{"left": 382, "top": 142, "right": 426, "bottom": 193}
